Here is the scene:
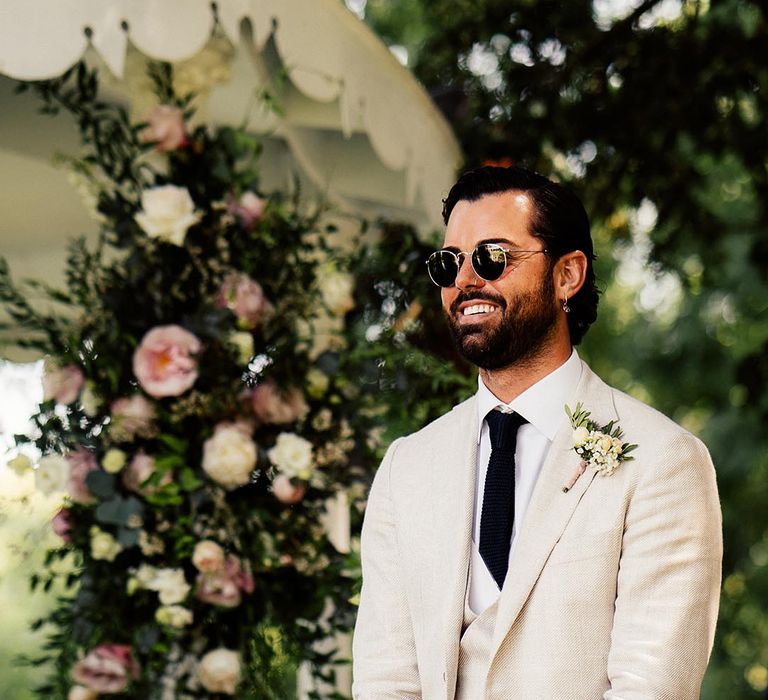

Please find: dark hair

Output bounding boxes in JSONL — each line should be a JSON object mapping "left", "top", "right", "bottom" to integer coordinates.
{"left": 442, "top": 166, "right": 599, "bottom": 345}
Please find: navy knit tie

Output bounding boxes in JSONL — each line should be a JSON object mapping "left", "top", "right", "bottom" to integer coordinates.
{"left": 479, "top": 409, "right": 528, "bottom": 589}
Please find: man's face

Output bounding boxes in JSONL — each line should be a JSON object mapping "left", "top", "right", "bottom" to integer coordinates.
{"left": 441, "top": 191, "right": 559, "bottom": 370}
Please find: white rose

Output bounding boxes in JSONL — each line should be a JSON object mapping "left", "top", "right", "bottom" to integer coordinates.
{"left": 134, "top": 563, "right": 159, "bottom": 587}
{"left": 192, "top": 540, "right": 225, "bottom": 573}
{"left": 90, "top": 526, "right": 122, "bottom": 561}
{"left": 611, "top": 436, "right": 624, "bottom": 454}
{"left": 35, "top": 455, "right": 70, "bottom": 495}
{"left": 197, "top": 648, "right": 241, "bottom": 695}
{"left": 318, "top": 269, "right": 355, "bottom": 315}
{"left": 572, "top": 426, "right": 590, "bottom": 447}
{"left": 155, "top": 604, "right": 193, "bottom": 628}
{"left": 8, "top": 453, "right": 33, "bottom": 476}
{"left": 202, "top": 423, "right": 257, "bottom": 490}
{"left": 228, "top": 331, "right": 254, "bottom": 364}
{"left": 147, "top": 567, "right": 191, "bottom": 605}
{"left": 102, "top": 448, "right": 127, "bottom": 474}
{"left": 268, "top": 432, "right": 314, "bottom": 480}
{"left": 134, "top": 185, "right": 202, "bottom": 246}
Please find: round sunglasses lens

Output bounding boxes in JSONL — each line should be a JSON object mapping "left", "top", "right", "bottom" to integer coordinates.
{"left": 427, "top": 251, "right": 459, "bottom": 287}
{"left": 472, "top": 244, "right": 506, "bottom": 280}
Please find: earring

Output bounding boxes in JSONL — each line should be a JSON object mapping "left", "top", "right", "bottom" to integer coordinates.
{"left": 562, "top": 297, "right": 571, "bottom": 313}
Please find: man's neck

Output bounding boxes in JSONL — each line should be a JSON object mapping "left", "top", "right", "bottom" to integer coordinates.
{"left": 478, "top": 342, "right": 573, "bottom": 404}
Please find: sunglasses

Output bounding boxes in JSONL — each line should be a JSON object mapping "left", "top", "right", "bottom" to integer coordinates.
{"left": 426, "top": 242, "right": 548, "bottom": 288}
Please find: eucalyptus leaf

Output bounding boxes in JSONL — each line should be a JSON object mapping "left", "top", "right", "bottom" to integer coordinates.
{"left": 85, "top": 470, "right": 115, "bottom": 499}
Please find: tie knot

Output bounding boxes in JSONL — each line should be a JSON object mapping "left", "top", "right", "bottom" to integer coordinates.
{"left": 485, "top": 409, "right": 527, "bottom": 451}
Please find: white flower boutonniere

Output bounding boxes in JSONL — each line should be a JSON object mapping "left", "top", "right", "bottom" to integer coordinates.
{"left": 562, "top": 403, "right": 638, "bottom": 493}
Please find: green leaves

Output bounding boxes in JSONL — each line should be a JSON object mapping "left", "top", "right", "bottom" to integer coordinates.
{"left": 85, "top": 471, "right": 116, "bottom": 500}
{"left": 94, "top": 496, "right": 144, "bottom": 527}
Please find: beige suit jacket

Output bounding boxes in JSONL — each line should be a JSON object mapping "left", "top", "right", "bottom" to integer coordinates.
{"left": 352, "top": 362, "right": 722, "bottom": 699}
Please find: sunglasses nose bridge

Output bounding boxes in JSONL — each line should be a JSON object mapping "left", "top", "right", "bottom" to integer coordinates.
{"left": 455, "top": 249, "right": 486, "bottom": 288}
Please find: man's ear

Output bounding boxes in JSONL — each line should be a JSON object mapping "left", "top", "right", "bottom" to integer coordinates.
{"left": 554, "top": 251, "right": 588, "bottom": 301}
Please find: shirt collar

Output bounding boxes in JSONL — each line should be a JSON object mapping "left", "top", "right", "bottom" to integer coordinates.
{"left": 475, "top": 349, "right": 583, "bottom": 444}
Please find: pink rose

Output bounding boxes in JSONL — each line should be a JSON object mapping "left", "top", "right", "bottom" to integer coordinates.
{"left": 224, "top": 554, "right": 255, "bottom": 595}
{"left": 132, "top": 325, "right": 201, "bottom": 398}
{"left": 110, "top": 395, "right": 156, "bottom": 441}
{"left": 228, "top": 191, "right": 266, "bottom": 228}
{"left": 43, "top": 363, "right": 84, "bottom": 405}
{"left": 52, "top": 508, "right": 73, "bottom": 542}
{"left": 272, "top": 474, "right": 306, "bottom": 504}
{"left": 66, "top": 450, "right": 99, "bottom": 504}
{"left": 71, "top": 644, "right": 140, "bottom": 694}
{"left": 139, "top": 105, "right": 187, "bottom": 151}
{"left": 195, "top": 569, "right": 242, "bottom": 608}
{"left": 122, "top": 453, "right": 172, "bottom": 496}
{"left": 217, "top": 273, "right": 272, "bottom": 330}
{"left": 251, "top": 381, "right": 308, "bottom": 425}
{"left": 192, "top": 540, "right": 225, "bottom": 573}
{"left": 195, "top": 555, "right": 253, "bottom": 607}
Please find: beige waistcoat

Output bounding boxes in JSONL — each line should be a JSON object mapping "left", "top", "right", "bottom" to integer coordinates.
{"left": 456, "top": 567, "right": 497, "bottom": 700}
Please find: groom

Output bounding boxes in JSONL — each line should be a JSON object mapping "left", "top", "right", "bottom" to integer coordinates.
{"left": 352, "top": 166, "right": 722, "bottom": 699}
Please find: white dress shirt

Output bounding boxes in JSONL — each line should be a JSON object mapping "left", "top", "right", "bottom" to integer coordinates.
{"left": 468, "top": 350, "right": 582, "bottom": 614}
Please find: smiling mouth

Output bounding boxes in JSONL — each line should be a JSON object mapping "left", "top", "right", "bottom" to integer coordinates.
{"left": 461, "top": 303, "right": 499, "bottom": 317}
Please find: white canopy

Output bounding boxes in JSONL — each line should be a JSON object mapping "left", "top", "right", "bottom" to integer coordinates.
{"left": 0, "top": 0, "right": 461, "bottom": 358}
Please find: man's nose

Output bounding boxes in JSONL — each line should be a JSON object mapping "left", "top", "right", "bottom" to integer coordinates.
{"left": 455, "top": 253, "right": 484, "bottom": 290}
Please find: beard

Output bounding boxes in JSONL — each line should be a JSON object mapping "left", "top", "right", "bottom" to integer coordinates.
{"left": 444, "top": 273, "right": 559, "bottom": 370}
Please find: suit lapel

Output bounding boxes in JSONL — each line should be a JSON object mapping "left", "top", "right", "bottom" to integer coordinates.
{"left": 433, "top": 396, "right": 478, "bottom": 700}
{"left": 489, "top": 363, "right": 618, "bottom": 660}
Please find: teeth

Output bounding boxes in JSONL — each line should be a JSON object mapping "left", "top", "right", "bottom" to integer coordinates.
{"left": 463, "top": 304, "right": 497, "bottom": 316}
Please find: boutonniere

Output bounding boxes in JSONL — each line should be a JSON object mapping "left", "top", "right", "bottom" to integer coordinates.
{"left": 561, "top": 403, "right": 637, "bottom": 493}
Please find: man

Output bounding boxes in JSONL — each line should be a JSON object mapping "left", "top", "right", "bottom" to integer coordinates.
{"left": 352, "top": 166, "right": 722, "bottom": 699}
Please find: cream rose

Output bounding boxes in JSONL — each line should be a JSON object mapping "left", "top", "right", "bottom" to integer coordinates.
{"left": 134, "top": 185, "right": 201, "bottom": 246}
{"left": 35, "top": 454, "right": 70, "bottom": 495}
{"left": 201, "top": 423, "right": 257, "bottom": 490}
{"left": 192, "top": 540, "right": 225, "bottom": 573}
{"left": 90, "top": 526, "right": 122, "bottom": 562}
{"left": 572, "top": 426, "right": 590, "bottom": 447}
{"left": 318, "top": 269, "right": 355, "bottom": 315}
{"left": 197, "top": 648, "right": 241, "bottom": 695}
{"left": 146, "top": 567, "right": 191, "bottom": 605}
{"left": 155, "top": 604, "right": 193, "bottom": 628}
{"left": 597, "top": 434, "right": 614, "bottom": 453}
{"left": 306, "top": 368, "right": 330, "bottom": 399}
{"left": 268, "top": 432, "right": 314, "bottom": 480}
{"left": 102, "top": 448, "right": 127, "bottom": 474}
{"left": 228, "top": 331, "right": 254, "bottom": 364}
